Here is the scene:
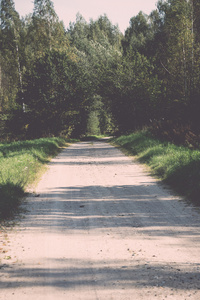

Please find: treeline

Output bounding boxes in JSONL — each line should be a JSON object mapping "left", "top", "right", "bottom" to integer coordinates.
{"left": 1, "top": 0, "right": 200, "bottom": 142}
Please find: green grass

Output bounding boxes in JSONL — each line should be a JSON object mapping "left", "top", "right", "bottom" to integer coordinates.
{"left": 112, "top": 130, "right": 200, "bottom": 204}
{"left": 0, "top": 137, "right": 69, "bottom": 219}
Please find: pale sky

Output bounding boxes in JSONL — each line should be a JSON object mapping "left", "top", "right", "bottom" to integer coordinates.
{"left": 14, "top": 0, "right": 158, "bottom": 33}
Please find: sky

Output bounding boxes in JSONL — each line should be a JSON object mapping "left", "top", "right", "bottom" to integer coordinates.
{"left": 14, "top": 0, "right": 158, "bottom": 33}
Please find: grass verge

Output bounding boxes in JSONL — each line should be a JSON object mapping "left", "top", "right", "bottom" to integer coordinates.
{"left": 0, "top": 137, "right": 72, "bottom": 220}
{"left": 112, "top": 130, "right": 200, "bottom": 205}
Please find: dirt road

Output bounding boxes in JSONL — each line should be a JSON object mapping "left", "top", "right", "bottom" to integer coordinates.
{"left": 0, "top": 139, "right": 200, "bottom": 299}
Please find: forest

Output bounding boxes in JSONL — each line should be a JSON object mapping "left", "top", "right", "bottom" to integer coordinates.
{"left": 1, "top": 0, "right": 200, "bottom": 146}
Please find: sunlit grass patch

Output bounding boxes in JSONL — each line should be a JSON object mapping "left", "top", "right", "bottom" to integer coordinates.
{"left": 0, "top": 137, "right": 67, "bottom": 220}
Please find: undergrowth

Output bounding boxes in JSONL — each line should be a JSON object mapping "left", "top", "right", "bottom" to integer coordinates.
{"left": 0, "top": 137, "right": 68, "bottom": 219}
{"left": 112, "top": 130, "right": 200, "bottom": 205}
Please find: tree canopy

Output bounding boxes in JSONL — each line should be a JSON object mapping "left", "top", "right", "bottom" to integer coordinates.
{"left": 1, "top": 0, "right": 200, "bottom": 142}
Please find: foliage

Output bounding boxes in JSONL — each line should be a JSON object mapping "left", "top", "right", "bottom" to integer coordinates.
{"left": 68, "top": 13, "right": 122, "bottom": 136}
{"left": 0, "top": 0, "right": 23, "bottom": 112}
{"left": 30, "top": 0, "right": 69, "bottom": 57}
{"left": 105, "top": 51, "right": 161, "bottom": 132}
{"left": 122, "top": 11, "right": 153, "bottom": 56}
{"left": 21, "top": 49, "right": 91, "bottom": 138}
{"left": 1, "top": 0, "right": 200, "bottom": 143}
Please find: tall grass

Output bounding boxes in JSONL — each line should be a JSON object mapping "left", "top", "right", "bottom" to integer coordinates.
{"left": 112, "top": 130, "right": 200, "bottom": 204}
{"left": 0, "top": 137, "right": 67, "bottom": 219}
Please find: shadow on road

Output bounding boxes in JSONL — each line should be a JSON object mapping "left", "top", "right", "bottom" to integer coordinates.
{"left": 1, "top": 258, "right": 200, "bottom": 291}
{"left": 1, "top": 140, "right": 200, "bottom": 297}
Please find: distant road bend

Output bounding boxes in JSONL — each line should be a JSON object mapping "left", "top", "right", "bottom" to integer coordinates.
{"left": 1, "top": 139, "right": 200, "bottom": 299}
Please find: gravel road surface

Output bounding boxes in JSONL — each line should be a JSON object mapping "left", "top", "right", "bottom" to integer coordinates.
{"left": 0, "top": 139, "right": 200, "bottom": 299}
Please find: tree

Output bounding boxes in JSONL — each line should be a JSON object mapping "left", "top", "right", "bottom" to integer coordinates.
{"left": 107, "top": 51, "right": 161, "bottom": 132}
{"left": 122, "top": 11, "right": 154, "bottom": 56}
{"left": 146, "top": 0, "right": 194, "bottom": 122}
{"left": 22, "top": 50, "right": 92, "bottom": 138}
{"left": 89, "top": 14, "right": 122, "bottom": 49}
{"left": 0, "top": 0, "right": 23, "bottom": 111}
{"left": 68, "top": 13, "right": 90, "bottom": 52}
{"left": 27, "top": 0, "right": 69, "bottom": 59}
{"left": 68, "top": 14, "right": 123, "bottom": 135}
